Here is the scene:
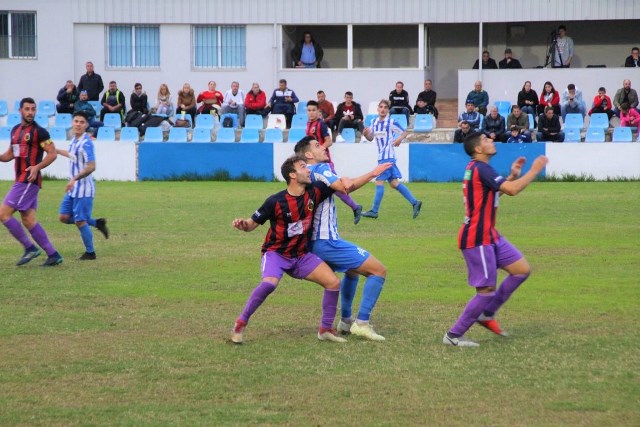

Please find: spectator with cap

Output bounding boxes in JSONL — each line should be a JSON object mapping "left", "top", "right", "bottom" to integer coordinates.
{"left": 499, "top": 48, "right": 523, "bottom": 69}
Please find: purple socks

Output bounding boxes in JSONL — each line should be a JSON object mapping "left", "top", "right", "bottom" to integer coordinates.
{"left": 449, "top": 292, "right": 494, "bottom": 337}
{"left": 336, "top": 192, "right": 359, "bottom": 211}
{"left": 483, "top": 274, "right": 529, "bottom": 317}
{"left": 28, "top": 223, "right": 57, "bottom": 256}
{"left": 3, "top": 217, "right": 34, "bottom": 249}
{"left": 321, "top": 288, "right": 339, "bottom": 329}
{"left": 239, "top": 281, "right": 277, "bottom": 323}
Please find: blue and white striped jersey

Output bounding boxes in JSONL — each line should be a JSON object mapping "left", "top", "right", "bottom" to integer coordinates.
{"left": 370, "top": 116, "right": 405, "bottom": 161}
{"left": 308, "top": 162, "right": 340, "bottom": 241}
{"left": 67, "top": 133, "right": 96, "bottom": 198}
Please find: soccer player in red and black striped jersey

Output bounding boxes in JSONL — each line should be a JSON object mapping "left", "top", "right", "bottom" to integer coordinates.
{"left": 443, "top": 132, "right": 548, "bottom": 347}
{"left": 0, "top": 98, "right": 63, "bottom": 267}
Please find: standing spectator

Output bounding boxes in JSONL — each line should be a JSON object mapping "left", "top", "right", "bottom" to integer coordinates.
{"left": 467, "top": 81, "right": 490, "bottom": 116}
{"left": 334, "top": 91, "right": 364, "bottom": 135}
{"left": 613, "top": 79, "right": 638, "bottom": 117}
{"left": 99, "top": 81, "right": 126, "bottom": 123}
{"left": 244, "top": 83, "right": 269, "bottom": 117}
{"left": 498, "top": 48, "right": 522, "bottom": 69}
{"left": 291, "top": 31, "right": 324, "bottom": 68}
{"left": 552, "top": 25, "right": 574, "bottom": 68}
{"left": 624, "top": 47, "right": 639, "bottom": 68}
{"left": 129, "top": 83, "right": 148, "bottom": 114}
{"left": 414, "top": 79, "right": 438, "bottom": 118}
{"left": 560, "top": 84, "right": 586, "bottom": 120}
{"left": 196, "top": 81, "right": 223, "bottom": 115}
{"left": 176, "top": 83, "right": 197, "bottom": 121}
{"left": 472, "top": 50, "right": 498, "bottom": 69}
{"left": 536, "top": 106, "right": 564, "bottom": 142}
{"left": 506, "top": 105, "right": 531, "bottom": 140}
{"left": 56, "top": 80, "right": 79, "bottom": 114}
{"left": 517, "top": 81, "right": 539, "bottom": 118}
{"left": 153, "top": 84, "right": 173, "bottom": 116}
{"left": 537, "top": 81, "right": 560, "bottom": 116}
{"left": 77, "top": 61, "right": 104, "bottom": 102}
{"left": 316, "top": 90, "right": 335, "bottom": 130}
{"left": 619, "top": 103, "right": 640, "bottom": 127}
{"left": 74, "top": 91, "right": 103, "bottom": 136}
{"left": 221, "top": 81, "right": 246, "bottom": 126}
{"left": 588, "top": 87, "right": 614, "bottom": 121}
{"left": 267, "top": 79, "right": 299, "bottom": 128}
{"left": 388, "top": 81, "right": 413, "bottom": 122}
{"left": 481, "top": 106, "right": 507, "bottom": 142}
{"left": 458, "top": 100, "right": 481, "bottom": 130}
{"left": 506, "top": 125, "right": 532, "bottom": 143}
{"left": 453, "top": 121, "right": 473, "bottom": 143}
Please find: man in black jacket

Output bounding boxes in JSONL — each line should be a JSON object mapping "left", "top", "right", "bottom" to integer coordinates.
{"left": 291, "top": 32, "right": 324, "bottom": 68}
{"left": 536, "top": 106, "right": 564, "bottom": 142}
{"left": 77, "top": 62, "right": 104, "bottom": 102}
{"left": 499, "top": 48, "right": 523, "bottom": 69}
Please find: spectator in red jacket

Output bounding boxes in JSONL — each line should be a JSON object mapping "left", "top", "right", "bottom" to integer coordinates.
{"left": 244, "top": 82, "right": 269, "bottom": 117}
{"left": 588, "top": 87, "right": 614, "bottom": 120}
{"left": 537, "top": 81, "right": 560, "bottom": 116}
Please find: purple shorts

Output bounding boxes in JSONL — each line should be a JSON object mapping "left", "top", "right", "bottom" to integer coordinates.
{"left": 461, "top": 237, "right": 523, "bottom": 287}
{"left": 261, "top": 251, "right": 324, "bottom": 280}
{"left": 3, "top": 182, "right": 39, "bottom": 212}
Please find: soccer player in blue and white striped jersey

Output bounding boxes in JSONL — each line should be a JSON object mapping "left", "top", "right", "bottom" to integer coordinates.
{"left": 56, "top": 111, "right": 109, "bottom": 260}
{"left": 361, "top": 99, "right": 422, "bottom": 219}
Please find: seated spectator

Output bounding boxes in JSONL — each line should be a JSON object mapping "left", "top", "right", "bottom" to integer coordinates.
{"left": 56, "top": 80, "right": 79, "bottom": 114}
{"left": 588, "top": 87, "right": 614, "bottom": 121}
{"left": 244, "top": 83, "right": 269, "bottom": 117}
{"left": 537, "top": 81, "right": 560, "bottom": 116}
{"left": 517, "top": 80, "right": 539, "bottom": 119}
{"left": 153, "top": 83, "right": 173, "bottom": 117}
{"left": 389, "top": 81, "right": 413, "bottom": 122}
{"left": 334, "top": 91, "right": 364, "bottom": 134}
{"left": 498, "top": 48, "right": 522, "bottom": 69}
{"left": 176, "top": 83, "right": 197, "bottom": 121}
{"left": 316, "top": 90, "right": 335, "bottom": 129}
{"left": 221, "top": 81, "right": 246, "bottom": 126}
{"left": 267, "top": 79, "right": 299, "bottom": 128}
{"left": 481, "top": 106, "right": 507, "bottom": 142}
{"left": 99, "top": 80, "right": 126, "bottom": 123}
{"left": 453, "top": 120, "right": 472, "bottom": 143}
{"left": 414, "top": 79, "right": 438, "bottom": 119}
{"left": 506, "top": 105, "right": 531, "bottom": 139}
{"left": 472, "top": 50, "right": 498, "bottom": 69}
{"left": 560, "top": 84, "right": 586, "bottom": 120}
{"left": 196, "top": 81, "right": 223, "bottom": 115}
{"left": 619, "top": 103, "right": 640, "bottom": 127}
{"left": 536, "top": 106, "right": 564, "bottom": 142}
{"left": 467, "top": 81, "right": 489, "bottom": 115}
{"left": 507, "top": 125, "right": 532, "bottom": 143}
{"left": 457, "top": 100, "right": 481, "bottom": 130}
{"left": 291, "top": 31, "right": 323, "bottom": 68}
{"left": 613, "top": 79, "right": 638, "bottom": 117}
{"left": 624, "top": 46, "right": 639, "bottom": 68}
{"left": 130, "top": 82, "right": 148, "bottom": 114}
{"left": 74, "top": 90, "right": 103, "bottom": 136}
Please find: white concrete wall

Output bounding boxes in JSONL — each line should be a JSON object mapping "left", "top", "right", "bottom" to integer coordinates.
{"left": 546, "top": 143, "right": 640, "bottom": 180}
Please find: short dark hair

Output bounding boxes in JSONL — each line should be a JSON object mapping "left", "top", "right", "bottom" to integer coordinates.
{"left": 544, "top": 106, "right": 555, "bottom": 114}
{"left": 567, "top": 84, "right": 575, "bottom": 90}
{"left": 306, "top": 100, "right": 319, "bottom": 108}
{"left": 344, "top": 91, "right": 353, "bottom": 97}
{"left": 20, "top": 97, "right": 36, "bottom": 108}
{"left": 511, "top": 105, "right": 520, "bottom": 112}
{"left": 279, "top": 79, "right": 287, "bottom": 85}
{"left": 72, "top": 111, "right": 89, "bottom": 121}
{"left": 317, "top": 90, "right": 325, "bottom": 95}
{"left": 598, "top": 87, "right": 606, "bottom": 93}
{"left": 293, "top": 135, "right": 317, "bottom": 156}
{"left": 460, "top": 120, "right": 470, "bottom": 127}
{"left": 482, "top": 50, "right": 490, "bottom": 55}
{"left": 281, "top": 154, "right": 306, "bottom": 184}
{"left": 558, "top": 25, "right": 567, "bottom": 31}
{"left": 109, "top": 80, "right": 116, "bottom": 85}
{"left": 463, "top": 132, "right": 483, "bottom": 157}
{"left": 632, "top": 47, "right": 640, "bottom": 52}
{"left": 620, "top": 102, "right": 630, "bottom": 111}
{"left": 134, "top": 82, "right": 142, "bottom": 88}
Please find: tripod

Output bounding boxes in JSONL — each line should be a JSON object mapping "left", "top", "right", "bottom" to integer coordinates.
{"left": 544, "top": 31, "right": 563, "bottom": 68}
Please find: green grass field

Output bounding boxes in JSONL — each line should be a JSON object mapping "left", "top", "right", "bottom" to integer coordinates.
{"left": 0, "top": 180, "right": 638, "bottom": 426}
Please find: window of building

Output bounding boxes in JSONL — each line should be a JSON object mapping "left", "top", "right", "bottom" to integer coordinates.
{"left": 0, "top": 11, "right": 37, "bottom": 59}
{"left": 353, "top": 25, "right": 418, "bottom": 68}
{"left": 282, "top": 26, "right": 348, "bottom": 68}
{"left": 193, "top": 25, "right": 246, "bottom": 69}
{"left": 107, "top": 25, "right": 160, "bottom": 68}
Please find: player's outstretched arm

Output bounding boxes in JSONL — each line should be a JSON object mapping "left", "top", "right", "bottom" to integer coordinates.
{"left": 500, "top": 155, "right": 548, "bottom": 196}
{"left": 0, "top": 146, "right": 14, "bottom": 162}
{"left": 232, "top": 218, "right": 259, "bottom": 232}
{"left": 343, "top": 162, "right": 393, "bottom": 193}
{"left": 55, "top": 148, "right": 71, "bottom": 158}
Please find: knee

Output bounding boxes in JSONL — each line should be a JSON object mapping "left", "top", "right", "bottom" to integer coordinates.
{"left": 327, "top": 276, "right": 340, "bottom": 290}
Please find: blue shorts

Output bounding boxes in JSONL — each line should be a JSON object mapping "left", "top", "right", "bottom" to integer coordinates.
{"left": 376, "top": 160, "right": 402, "bottom": 182}
{"left": 311, "top": 239, "right": 370, "bottom": 273}
{"left": 461, "top": 237, "right": 523, "bottom": 287}
{"left": 59, "top": 194, "right": 94, "bottom": 222}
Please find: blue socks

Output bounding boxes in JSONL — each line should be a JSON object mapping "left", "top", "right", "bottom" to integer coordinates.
{"left": 371, "top": 185, "right": 385, "bottom": 213}
{"left": 358, "top": 275, "right": 385, "bottom": 321}
{"left": 340, "top": 274, "right": 359, "bottom": 319}
{"left": 88, "top": 218, "right": 97, "bottom": 227}
{"left": 396, "top": 183, "right": 417, "bottom": 205}
{"left": 78, "top": 223, "right": 95, "bottom": 253}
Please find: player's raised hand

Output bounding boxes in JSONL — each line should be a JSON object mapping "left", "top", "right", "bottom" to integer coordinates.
{"left": 372, "top": 162, "right": 393, "bottom": 176}
{"left": 510, "top": 156, "right": 526, "bottom": 178}
{"left": 531, "top": 155, "right": 549, "bottom": 174}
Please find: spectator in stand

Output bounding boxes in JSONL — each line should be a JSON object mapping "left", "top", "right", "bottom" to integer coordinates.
{"left": 467, "top": 81, "right": 490, "bottom": 116}
{"left": 196, "top": 81, "right": 224, "bottom": 116}
{"left": 625, "top": 47, "right": 640, "bottom": 68}
{"left": 498, "top": 48, "right": 522, "bottom": 69}
{"left": 334, "top": 91, "right": 364, "bottom": 135}
{"left": 560, "top": 83, "right": 586, "bottom": 120}
{"left": 552, "top": 25, "right": 574, "bottom": 68}
{"left": 453, "top": 121, "right": 472, "bottom": 143}
{"left": 221, "top": 81, "right": 246, "bottom": 126}
{"left": 458, "top": 100, "right": 481, "bottom": 130}
{"left": 153, "top": 84, "right": 173, "bottom": 117}
{"left": 536, "top": 106, "right": 564, "bottom": 142}
{"left": 99, "top": 81, "right": 126, "bottom": 123}
{"left": 414, "top": 79, "right": 438, "bottom": 119}
{"left": 506, "top": 105, "right": 531, "bottom": 140}
{"left": 507, "top": 125, "right": 532, "bottom": 143}
{"left": 588, "top": 87, "right": 614, "bottom": 121}
{"left": 77, "top": 61, "right": 104, "bottom": 102}
{"left": 537, "top": 81, "right": 560, "bottom": 116}
{"left": 267, "top": 79, "right": 299, "bottom": 128}
{"left": 74, "top": 91, "right": 103, "bottom": 136}
{"left": 129, "top": 83, "right": 148, "bottom": 114}
{"left": 481, "top": 106, "right": 507, "bottom": 142}
{"left": 472, "top": 50, "right": 498, "bottom": 69}
{"left": 244, "top": 83, "right": 269, "bottom": 117}
{"left": 388, "top": 81, "right": 413, "bottom": 122}
{"left": 291, "top": 31, "right": 324, "bottom": 68}
{"left": 517, "top": 81, "right": 539, "bottom": 119}
{"left": 613, "top": 79, "right": 638, "bottom": 117}
{"left": 56, "top": 80, "right": 79, "bottom": 114}
{"left": 619, "top": 103, "right": 640, "bottom": 127}
{"left": 316, "top": 90, "right": 335, "bottom": 130}
{"left": 176, "top": 83, "right": 197, "bottom": 121}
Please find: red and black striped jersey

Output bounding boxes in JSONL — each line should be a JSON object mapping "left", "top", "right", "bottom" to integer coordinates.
{"left": 306, "top": 119, "right": 332, "bottom": 162}
{"left": 252, "top": 182, "right": 333, "bottom": 258}
{"left": 458, "top": 160, "right": 506, "bottom": 249}
{"left": 9, "top": 123, "right": 51, "bottom": 188}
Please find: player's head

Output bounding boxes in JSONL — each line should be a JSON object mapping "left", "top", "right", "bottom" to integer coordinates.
{"left": 72, "top": 111, "right": 89, "bottom": 135}
{"left": 294, "top": 135, "right": 328, "bottom": 164}
{"left": 463, "top": 132, "right": 494, "bottom": 159}
{"left": 281, "top": 154, "right": 309, "bottom": 184}
{"left": 19, "top": 97, "right": 37, "bottom": 123}
{"left": 377, "top": 99, "right": 390, "bottom": 117}
{"left": 306, "top": 100, "right": 319, "bottom": 120}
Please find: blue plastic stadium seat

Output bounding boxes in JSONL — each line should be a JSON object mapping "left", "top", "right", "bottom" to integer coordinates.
{"left": 103, "top": 113, "right": 122, "bottom": 130}
{"left": 49, "top": 126, "right": 68, "bottom": 143}
{"left": 611, "top": 126, "right": 633, "bottom": 142}
{"left": 13, "top": 100, "right": 21, "bottom": 112}
{"left": 297, "top": 101, "right": 307, "bottom": 113}
{"left": 191, "top": 127, "right": 212, "bottom": 143}
{"left": 54, "top": 113, "right": 72, "bottom": 129}
{"left": 528, "top": 114, "right": 535, "bottom": 131}
{"left": 240, "top": 128, "right": 259, "bottom": 143}
{"left": 495, "top": 100, "right": 511, "bottom": 116}
{"left": 219, "top": 113, "right": 239, "bottom": 129}
{"left": 564, "top": 128, "right": 581, "bottom": 142}
{"left": 0, "top": 100, "right": 8, "bottom": 117}
{"left": 564, "top": 113, "right": 584, "bottom": 130}
{"left": 88, "top": 101, "right": 102, "bottom": 115}
{"left": 364, "top": 114, "right": 377, "bottom": 127}
{"left": 584, "top": 127, "right": 605, "bottom": 142}
{"left": 168, "top": 127, "right": 188, "bottom": 142}
{"left": 144, "top": 127, "right": 164, "bottom": 142}
{"left": 340, "top": 128, "right": 356, "bottom": 143}
{"left": 266, "top": 114, "right": 287, "bottom": 129}
{"left": 413, "top": 114, "right": 433, "bottom": 132}
{"left": 390, "top": 114, "right": 408, "bottom": 129}
{"left": 119, "top": 127, "right": 140, "bottom": 142}
{"left": 38, "top": 100, "right": 56, "bottom": 117}
{"left": 290, "top": 114, "right": 307, "bottom": 129}
{"left": 0, "top": 126, "right": 11, "bottom": 142}
{"left": 263, "top": 128, "right": 283, "bottom": 143}
{"left": 35, "top": 113, "right": 50, "bottom": 128}
{"left": 96, "top": 126, "right": 116, "bottom": 142}
{"left": 215, "top": 127, "right": 236, "bottom": 143}
{"left": 7, "top": 113, "right": 21, "bottom": 128}
{"left": 287, "top": 128, "right": 306, "bottom": 143}
{"left": 244, "top": 114, "right": 263, "bottom": 130}
{"left": 195, "top": 114, "right": 215, "bottom": 130}
{"left": 589, "top": 113, "right": 609, "bottom": 130}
